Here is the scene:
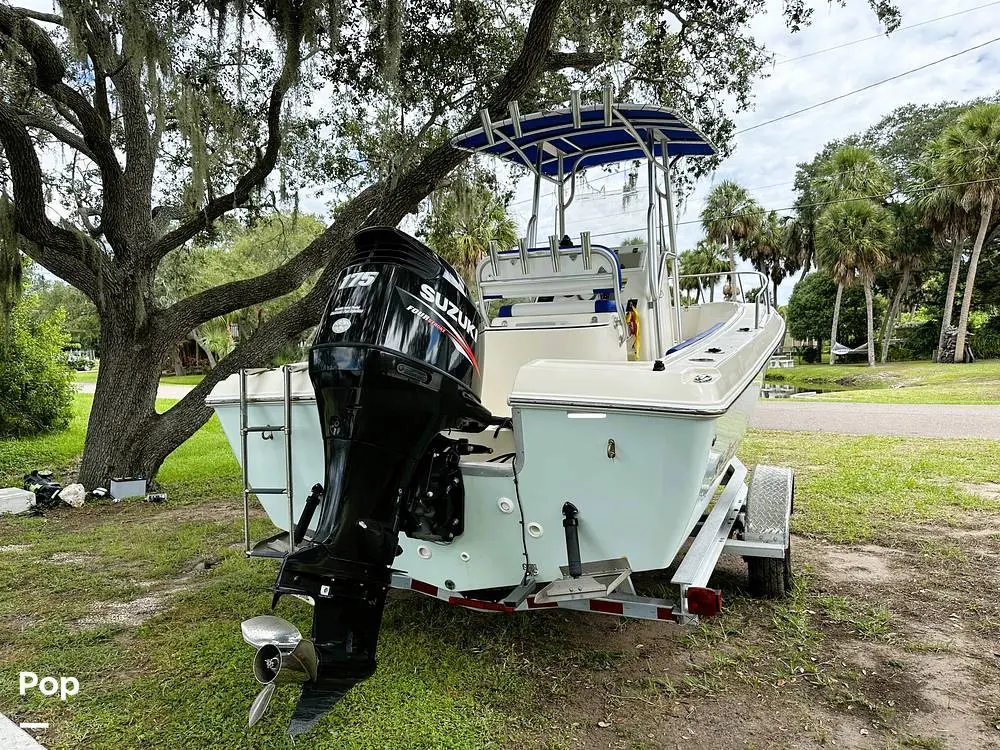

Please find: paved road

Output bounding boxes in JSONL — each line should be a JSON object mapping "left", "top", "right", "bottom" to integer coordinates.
{"left": 77, "top": 382, "right": 1000, "bottom": 439}
{"left": 76, "top": 382, "right": 195, "bottom": 400}
{"left": 751, "top": 400, "right": 1000, "bottom": 440}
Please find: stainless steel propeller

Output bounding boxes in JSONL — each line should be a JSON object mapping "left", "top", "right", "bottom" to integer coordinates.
{"left": 248, "top": 683, "right": 275, "bottom": 727}
{"left": 241, "top": 615, "right": 302, "bottom": 651}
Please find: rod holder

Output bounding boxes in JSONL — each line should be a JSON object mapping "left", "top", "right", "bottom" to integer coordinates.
{"left": 603, "top": 84, "right": 613, "bottom": 126}
{"left": 508, "top": 101, "right": 522, "bottom": 138}
{"left": 479, "top": 108, "right": 495, "bottom": 145}
{"left": 487, "top": 239, "right": 499, "bottom": 276}
{"left": 548, "top": 234, "right": 560, "bottom": 272}
{"left": 570, "top": 90, "right": 582, "bottom": 129}
{"left": 517, "top": 237, "right": 529, "bottom": 275}
{"left": 581, "top": 231, "right": 592, "bottom": 270}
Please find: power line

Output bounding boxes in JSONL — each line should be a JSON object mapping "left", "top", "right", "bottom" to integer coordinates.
{"left": 581, "top": 175, "right": 1000, "bottom": 241}
{"left": 737, "top": 35, "right": 1000, "bottom": 134}
{"left": 511, "top": 143, "right": 994, "bottom": 230}
{"left": 773, "top": 1, "right": 1000, "bottom": 65}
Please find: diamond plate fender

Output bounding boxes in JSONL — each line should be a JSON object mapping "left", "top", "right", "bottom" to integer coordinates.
{"left": 744, "top": 465, "right": 793, "bottom": 549}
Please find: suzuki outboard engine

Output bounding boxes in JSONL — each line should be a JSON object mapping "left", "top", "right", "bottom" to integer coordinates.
{"left": 242, "top": 227, "right": 493, "bottom": 736}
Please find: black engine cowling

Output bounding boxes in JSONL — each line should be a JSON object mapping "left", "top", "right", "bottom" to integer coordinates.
{"left": 270, "top": 226, "right": 492, "bottom": 735}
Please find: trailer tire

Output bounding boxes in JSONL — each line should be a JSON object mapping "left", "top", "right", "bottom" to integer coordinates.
{"left": 748, "top": 541, "right": 792, "bottom": 599}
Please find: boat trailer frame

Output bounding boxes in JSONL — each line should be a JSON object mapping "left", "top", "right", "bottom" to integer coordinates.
{"left": 387, "top": 456, "right": 793, "bottom": 625}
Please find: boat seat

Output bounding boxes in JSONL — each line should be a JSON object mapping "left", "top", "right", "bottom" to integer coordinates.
{"left": 474, "top": 320, "right": 626, "bottom": 417}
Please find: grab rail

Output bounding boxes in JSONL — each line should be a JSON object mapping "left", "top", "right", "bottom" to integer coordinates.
{"left": 676, "top": 271, "right": 772, "bottom": 329}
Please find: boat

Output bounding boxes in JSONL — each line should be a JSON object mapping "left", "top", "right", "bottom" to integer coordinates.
{"left": 206, "top": 89, "right": 792, "bottom": 737}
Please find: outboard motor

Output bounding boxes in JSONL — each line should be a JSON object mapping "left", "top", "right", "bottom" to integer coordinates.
{"left": 242, "top": 227, "right": 493, "bottom": 736}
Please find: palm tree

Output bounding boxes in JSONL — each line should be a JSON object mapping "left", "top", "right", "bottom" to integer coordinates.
{"left": 814, "top": 145, "right": 893, "bottom": 204}
{"left": 424, "top": 179, "right": 519, "bottom": 289}
{"left": 813, "top": 146, "right": 894, "bottom": 365}
{"left": 741, "top": 211, "right": 802, "bottom": 306}
{"left": 781, "top": 215, "right": 811, "bottom": 283}
{"left": 879, "top": 203, "right": 934, "bottom": 363}
{"left": 917, "top": 178, "right": 972, "bottom": 360}
{"left": 929, "top": 103, "right": 1000, "bottom": 362}
{"left": 678, "top": 249, "right": 704, "bottom": 302}
{"left": 701, "top": 181, "right": 762, "bottom": 295}
{"left": 816, "top": 201, "right": 892, "bottom": 366}
{"left": 691, "top": 239, "right": 729, "bottom": 302}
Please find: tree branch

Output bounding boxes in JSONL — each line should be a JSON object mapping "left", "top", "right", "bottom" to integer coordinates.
{"left": 0, "top": 5, "right": 125, "bottom": 245}
{"left": 545, "top": 50, "right": 605, "bottom": 72}
{"left": 147, "top": 15, "right": 308, "bottom": 261}
{"left": 8, "top": 5, "right": 62, "bottom": 25}
{"left": 16, "top": 109, "right": 96, "bottom": 160}
{"left": 153, "top": 181, "right": 385, "bottom": 338}
{"left": 0, "top": 103, "right": 101, "bottom": 298}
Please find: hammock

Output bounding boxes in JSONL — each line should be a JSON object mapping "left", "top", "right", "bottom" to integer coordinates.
{"left": 831, "top": 341, "right": 869, "bottom": 356}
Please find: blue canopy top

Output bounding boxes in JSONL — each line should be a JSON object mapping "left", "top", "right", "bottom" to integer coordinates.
{"left": 452, "top": 104, "right": 715, "bottom": 178}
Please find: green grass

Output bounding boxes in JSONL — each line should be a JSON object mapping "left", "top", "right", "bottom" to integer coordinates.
{"left": 74, "top": 371, "right": 205, "bottom": 386}
{"left": 765, "top": 359, "right": 1000, "bottom": 404}
{"left": 0, "top": 395, "right": 92, "bottom": 485}
{"left": 741, "top": 431, "right": 1000, "bottom": 543}
{"left": 0, "top": 398, "right": 545, "bottom": 749}
{"left": 3, "top": 400, "right": 1000, "bottom": 748}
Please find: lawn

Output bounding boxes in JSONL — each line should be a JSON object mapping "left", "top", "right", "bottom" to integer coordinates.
{"left": 765, "top": 359, "right": 1000, "bottom": 404}
{"left": 2, "top": 400, "right": 999, "bottom": 749}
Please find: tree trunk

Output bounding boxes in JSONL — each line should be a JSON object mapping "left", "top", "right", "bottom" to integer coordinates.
{"left": 829, "top": 282, "right": 843, "bottom": 365}
{"left": 954, "top": 198, "right": 993, "bottom": 363}
{"left": 170, "top": 343, "right": 185, "bottom": 376}
{"left": 772, "top": 278, "right": 779, "bottom": 307}
{"left": 709, "top": 284, "right": 715, "bottom": 303}
{"left": 936, "top": 240, "right": 963, "bottom": 361}
{"left": 78, "top": 325, "right": 168, "bottom": 488}
{"left": 880, "top": 267, "right": 909, "bottom": 364}
{"left": 864, "top": 280, "right": 875, "bottom": 367}
{"left": 726, "top": 236, "right": 737, "bottom": 297}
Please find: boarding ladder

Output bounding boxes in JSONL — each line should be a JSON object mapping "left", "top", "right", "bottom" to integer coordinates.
{"left": 238, "top": 366, "right": 295, "bottom": 558}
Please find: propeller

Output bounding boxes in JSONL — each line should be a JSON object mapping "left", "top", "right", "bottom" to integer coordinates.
{"left": 241, "top": 615, "right": 302, "bottom": 651}
{"left": 242, "top": 615, "right": 316, "bottom": 729}
{"left": 248, "top": 683, "right": 275, "bottom": 728}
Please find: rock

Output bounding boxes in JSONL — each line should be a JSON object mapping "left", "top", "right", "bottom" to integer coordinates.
{"left": 59, "top": 483, "right": 87, "bottom": 508}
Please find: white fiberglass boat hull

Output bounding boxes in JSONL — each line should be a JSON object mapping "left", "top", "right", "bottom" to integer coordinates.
{"left": 208, "top": 301, "right": 781, "bottom": 594}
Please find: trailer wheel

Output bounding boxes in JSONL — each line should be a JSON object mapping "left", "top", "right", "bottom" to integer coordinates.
{"left": 747, "top": 541, "right": 792, "bottom": 598}
{"left": 745, "top": 465, "right": 794, "bottom": 599}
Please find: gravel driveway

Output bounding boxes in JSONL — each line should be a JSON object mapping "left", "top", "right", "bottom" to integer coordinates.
{"left": 752, "top": 400, "right": 1000, "bottom": 439}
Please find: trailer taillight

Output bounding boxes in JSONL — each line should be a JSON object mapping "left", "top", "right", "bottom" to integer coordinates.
{"left": 686, "top": 587, "right": 722, "bottom": 617}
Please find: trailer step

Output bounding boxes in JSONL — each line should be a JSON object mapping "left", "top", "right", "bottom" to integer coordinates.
{"left": 533, "top": 556, "right": 631, "bottom": 605}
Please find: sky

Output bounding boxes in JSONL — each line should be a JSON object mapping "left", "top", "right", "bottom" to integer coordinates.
{"left": 495, "top": 0, "right": 1000, "bottom": 303}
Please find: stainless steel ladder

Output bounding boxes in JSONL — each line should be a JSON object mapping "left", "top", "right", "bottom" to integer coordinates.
{"left": 238, "top": 365, "right": 295, "bottom": 558}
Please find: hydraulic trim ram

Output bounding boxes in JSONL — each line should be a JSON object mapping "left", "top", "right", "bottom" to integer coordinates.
{"left": 241, "top": 227, "right": 493, "bottom": 736}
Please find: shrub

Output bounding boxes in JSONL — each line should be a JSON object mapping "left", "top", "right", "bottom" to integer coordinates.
{"left": 800, "top": 346, "right": 820, "bottom": 364}
{"left": 0, "top": 294, "right": 75, "bottom": 437}
{"left": 971, "top": 330, "right": 1000, "bottom": 359}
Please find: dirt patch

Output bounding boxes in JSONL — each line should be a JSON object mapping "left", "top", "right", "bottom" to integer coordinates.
{"left": 149, "top": 501, "right": 242, "bottom": 525}
{"left": 958, "top": 482, "right": 1000, "bottom": 502}
{"left": 517, "top": 530, "right": 1000, "bottom": 750}
{"left": 808, "top": 543, "right": 898, "bottom": 584}
{"left": 75, "top": 563, "right": 212, "bottom": 629}
{"left": 0, "top": 544, "right": 31, "bottom": 553}
{"left": 48, "top": 551, "right": 100, "bottom": 565}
